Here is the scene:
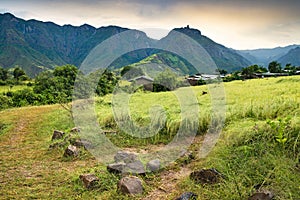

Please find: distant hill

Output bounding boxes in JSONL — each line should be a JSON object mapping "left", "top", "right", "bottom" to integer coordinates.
{"left": 0, "top": 13, "right": 250, "bottom": 76}
{"left": 236, "top": 45, "right": 300, "bottom": 67}
{"left": 278, "top": 47, "right": 300, "bottom": 66}
{"left": 0, "top": 13, "right": 132, "bottom": 76}
{"left": 121, "top": 52, "right": 198, "bottom": 78}
{"left": 172, "top": 27, "right": 250, "bottom": 72}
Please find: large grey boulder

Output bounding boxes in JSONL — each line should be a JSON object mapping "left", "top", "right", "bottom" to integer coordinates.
{"left": 114, "top": 151, "right": 137, "bottom": 163}
{"left": 146, "top": 159, "right": 160, "bottom": 172}
{"left": 107, "top": 162, "right": 126, "bottom": 174}
{"left": 124, "top": 160, "right": 145, "bottom": 175}
{"left": 117, "top": 176, "right": 143, "bottom": 195}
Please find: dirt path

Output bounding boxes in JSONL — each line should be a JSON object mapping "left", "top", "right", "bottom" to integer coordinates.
{"left": 0, "top": 106, "right": 96, "bottom": 199}
{"left": 143, "top": 166, "right": 192, "bottom": 200}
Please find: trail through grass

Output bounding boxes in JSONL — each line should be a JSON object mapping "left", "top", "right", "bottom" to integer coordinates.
{"left": 0, "top": 76, "right": 299, "bottom": 199}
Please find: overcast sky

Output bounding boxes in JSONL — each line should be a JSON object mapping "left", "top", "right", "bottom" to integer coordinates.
{"left": 1, "top": 0, "right": 300, "bottom": 49}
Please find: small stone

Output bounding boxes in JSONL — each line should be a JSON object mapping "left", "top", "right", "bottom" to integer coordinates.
{"left": 63, "top": 145, "right": 79, "bottom": 157}
{"left": 114, "top": 151, "right": 137, "bottom": 164}
{"left": 118, "top": 176, "right": 143, "bottom": 195}
{"left": 248, "top": 191, "right": 274, "bottom": 200}
{"left": 71, "top": 139, "right": 93, "bottom": 149}
{"left": 79, "top": 174, "right": 99, "bottom": 189}
{"left": 176, "top": 192, "right": 198, "bottom": 200}
{"left": 124, "top": 160, "right": 146, "bottom": 175}
{"left": 71, "top": 127, "right": 80, "bottom": 133}
{"left": 146, "top": 159, "right": 160, "bottom": 172}
{"left": 107, "top": 162, "right": 126, "bottom": 174}
{"left": 51, "top": 130, "right": 65, "bottom": 140}
{"left": 190, "top": 168, "right": 223, "bottom": 184}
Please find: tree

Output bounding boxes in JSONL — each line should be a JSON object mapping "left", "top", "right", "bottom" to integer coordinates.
{"left": 95, "top": 69, "right": 119, "bottom": 96}
{"left": 216, "top": 69, "right": 227, "bottom": 76}
{"left": 34, "top": 65, "right": 79, "bottom": 103}
{"left": 13, "top": 67, "right": 26, "bottom": 80}
{"left": 268, "top": 61, "right": 282, "bottom": 73}
{"left": 0, "top": 67, "right": 8, "bottom": 81}
{"left": 153, "top": 69, "right": 178, "bottom": 92}
{"left": 241, "top": 65, "right": 267, "bottom": 78}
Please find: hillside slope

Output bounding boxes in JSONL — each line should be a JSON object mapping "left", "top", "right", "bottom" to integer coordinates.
{"left": 237, "top": 44, "right": 300, "bottom": 66}
{"left": 278, "top": 47, "right": 300, "bottom": 66}
{"left": 1, "top": 14, "right": 250, "bottom": 76}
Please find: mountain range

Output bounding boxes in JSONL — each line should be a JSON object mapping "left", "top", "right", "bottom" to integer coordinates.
{"left": 0, "top": 13, "right": 299, "bottom": 77}
{"left": 236, "top": 45, "right": 300, "bottom": 67}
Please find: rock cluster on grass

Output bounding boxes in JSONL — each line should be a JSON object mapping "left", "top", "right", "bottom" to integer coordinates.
{"left": 107, "top": 151, "right": 161, "bottom": 175}
{"left": 70, "top": 138, "right": 93, "bottom": 149}
{"left": 117, "top": 176, "right": 143, "bottom": 195}
{"left": 64, "top": 145, "right": 80, "bottom": 157}
{"left": 190, "top": 168, "right": 224, "bottom": 184}
{"left": 79, "top": 174, "right": 99, "bottom": 189}
{"left": 176, "top": 192, "right": 198, "bottom": 200}
{"left": 107, "top": 151, "right": 146, "bottom": 175}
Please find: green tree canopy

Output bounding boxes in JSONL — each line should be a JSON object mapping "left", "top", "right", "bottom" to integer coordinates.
{"left": 13, "top": 67, "right": 26, "bottom": 80}
{"left": 268, "top": 61, "right": 282, "bottom": 73}
{"left": 153, "top": 69, "right": 178, "bottom": 92}
{"left": 241, "top": 65, "right": 267, "bottom": 78}
{"left": 0, "top": 67, "right": 8, "bottom": 81}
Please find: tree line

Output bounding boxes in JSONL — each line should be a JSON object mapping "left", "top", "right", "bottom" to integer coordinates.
{"left": 0, "top": 60, "right": 299, "bottom": 110}
{"left": 0, "top": 65, "right": 119, "bottom": 110}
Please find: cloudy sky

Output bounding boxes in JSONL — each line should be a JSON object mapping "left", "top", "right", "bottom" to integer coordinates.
{"left": 1, "top": 0, "right": 300, "bottom": 49}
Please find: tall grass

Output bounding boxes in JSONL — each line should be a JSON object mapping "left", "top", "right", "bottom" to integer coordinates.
{"left": 96, "top": 76, "right": 300, "bottom": 146}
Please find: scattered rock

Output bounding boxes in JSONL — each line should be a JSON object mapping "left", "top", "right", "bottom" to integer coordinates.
{"left": 176, "top": 192, "right": 198, "bottom": 200}
{"left": 146, "top": 159, "right": 160, "bottom": 172}
{"left": 70, "top": 138, "right": 93, "bottom": 149}
{"left": 71, "top": 127, "right": 80, "bottom": 133}
{"left": 114, "top": 151, "right": 137, "bottom": 164}
{"left": 107, "top": 162, "right": 126, "bottom": 174}
{"left": 117, "top": 176, "right": 143, "bottom": 195}
{"left": 124, "top": 160, "right": 145, "bottom": 175}
{"left": 79, "top": 174, "right": 99, "bottom": 189}
{"left": 190, "top": 168, "right": 223, "bottom": 184}
{"left": 248, "top": 191, "right": 274, "bottom": 200}
{"left": 51, "top": 130, "right": 65, "bottom": 140}
{"left": 63, "top": 145, "right": 79, "bottom": 157}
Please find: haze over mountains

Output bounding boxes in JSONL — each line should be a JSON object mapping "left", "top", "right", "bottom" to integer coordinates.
{"left": 0, "top": 13, "right": 299, "bottom": 77}
{"left": 236, "top": 45, "right": 300, "bottom": 67}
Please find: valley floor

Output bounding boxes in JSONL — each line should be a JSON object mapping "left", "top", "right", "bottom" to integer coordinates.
{"left": 0, "top": 76, "right": 299, "bottom": 199}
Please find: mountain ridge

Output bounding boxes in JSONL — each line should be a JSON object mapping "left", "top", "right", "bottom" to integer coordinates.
{"left": 1, "top": 13, "right": 250, "bottom": 76}
{"left": 236, "top": 44, "right": 300, "bottom": 67}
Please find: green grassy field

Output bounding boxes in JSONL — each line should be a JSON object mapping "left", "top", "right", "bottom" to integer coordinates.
{"left": 0, "top": 76, "right": 299, "bottom": 199}
{"left": 0, "top": 85, "right": 29, "bottom": 93}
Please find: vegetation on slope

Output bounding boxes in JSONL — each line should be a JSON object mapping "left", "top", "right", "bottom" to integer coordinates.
{"left": 0, "top": 76, "right": 299, "bottom": 199}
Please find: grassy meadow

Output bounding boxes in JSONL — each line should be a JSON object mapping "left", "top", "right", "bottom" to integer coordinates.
{"left": 0, "top": 76, "right": 299, "bottom": 199}
{"left": 0, "top": 84, "right": 29, "bottom": 93}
